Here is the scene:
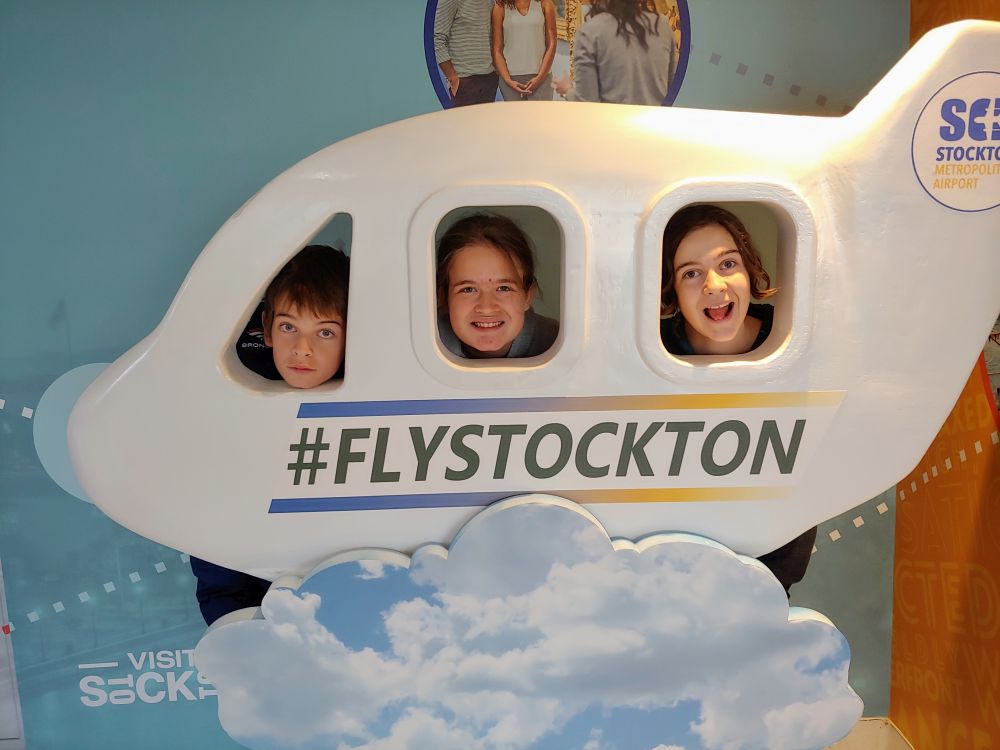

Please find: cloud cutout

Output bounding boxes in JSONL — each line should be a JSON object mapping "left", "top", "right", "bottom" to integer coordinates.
{"left": 195, "top": 496, "right": 861, "bottom": 750}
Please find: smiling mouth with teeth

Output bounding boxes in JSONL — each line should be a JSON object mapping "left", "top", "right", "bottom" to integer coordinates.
{"left": 473, "top": 321, "right": 504, "bottom": 329}
{"left": 704, "top": 302, "right": 734, "bottom": 322}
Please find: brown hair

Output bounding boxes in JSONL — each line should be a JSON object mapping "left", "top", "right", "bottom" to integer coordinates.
{"left": 436, "top": 214, "right": 538, "bottom": 311}
{"left": 661, "top": 204, "right": 776, "bottom": 317}
{"left": 264, "top": 244, "right": 350, "bottom": 321}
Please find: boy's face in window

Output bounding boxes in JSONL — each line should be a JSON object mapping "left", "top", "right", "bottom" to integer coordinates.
{"left": 673, "top": 223, "right": 754, "bottom": 354}
{"left": 446, "top": 242, "right": 534, "bottom": 358}
{"left": 264, "top": 297, "right": 345, "bottom": 388}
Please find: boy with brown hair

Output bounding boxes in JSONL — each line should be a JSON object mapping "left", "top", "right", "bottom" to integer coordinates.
{"left": 192, "top": 244, "right": 350, "bottom": 624}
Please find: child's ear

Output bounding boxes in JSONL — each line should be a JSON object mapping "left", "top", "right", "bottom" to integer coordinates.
{"left": 524, "top": 284, "right": 536, "bottom": 310}
{"left": 261, "top": 311, "right": 273, "bottom": 347}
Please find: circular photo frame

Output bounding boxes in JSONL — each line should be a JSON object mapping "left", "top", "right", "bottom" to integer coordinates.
{"left": 425, "top": 0, "right": 690, "bottom": 108}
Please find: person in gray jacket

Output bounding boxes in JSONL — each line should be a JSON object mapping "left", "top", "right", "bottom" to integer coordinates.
{"left": 437, "top": 214, "right": 559, "bottom": 359}
{"left": 555, "top": 0, "right": 675, "bottom": 105}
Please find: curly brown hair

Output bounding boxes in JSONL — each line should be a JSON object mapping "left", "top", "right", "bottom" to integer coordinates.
{"left": 661, "top": 204, "right": 776, "bottom": 317}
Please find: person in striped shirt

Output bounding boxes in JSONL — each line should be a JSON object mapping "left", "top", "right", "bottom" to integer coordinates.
{"left": 434, "top": 0, "right": 499, "bottom": 106}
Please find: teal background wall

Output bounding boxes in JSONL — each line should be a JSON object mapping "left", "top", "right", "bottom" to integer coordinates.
{"left": 0, "top": 2, "right": 907, "bottom": 748}
{"left": 677, "top": 1, "right": 909, "bottom": 114}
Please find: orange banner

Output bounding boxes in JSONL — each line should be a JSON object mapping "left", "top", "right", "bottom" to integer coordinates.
{"left": 891, "top": 356, "right": 1000, "bottom": 749}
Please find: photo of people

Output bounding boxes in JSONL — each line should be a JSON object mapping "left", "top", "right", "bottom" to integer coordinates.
{"left": 429, "top": 0, "right": 687, "bottom": 107}
{"left": 493, "top": 0, "right": 558, "bottom": 101}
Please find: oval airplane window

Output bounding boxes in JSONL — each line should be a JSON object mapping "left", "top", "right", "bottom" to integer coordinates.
{"left": 434, "top": 206, "right": 562, "bottom": 365}
{"left": 409, "top": 184, "right": 585, "bottom": 391}
{"left": 638, "top": 182, "right": 816, "bottom": 384}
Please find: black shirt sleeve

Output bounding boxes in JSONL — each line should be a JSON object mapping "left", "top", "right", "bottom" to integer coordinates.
{"left": 190, "top": 557, "right": 271, "bottom": 625}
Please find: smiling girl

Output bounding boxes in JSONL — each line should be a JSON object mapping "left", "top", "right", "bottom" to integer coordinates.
{"left": 492, "top": 0, "right": 557, "bottom": 101}
{"left": 436, "top": 214, "right": 558, "bottom": 359}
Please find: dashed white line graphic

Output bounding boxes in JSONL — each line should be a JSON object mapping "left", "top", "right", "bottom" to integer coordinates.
{"left": 0, "top": 395, "right": 35, "bottom": 420}
{"left": 896, "top": 430, "right": 996, "bottom": 504}
{"left": 815, "top": 428, "right": 997, "bottom": 549}
{"left": 1, "top": 553, "right": 192, "bottom": 637}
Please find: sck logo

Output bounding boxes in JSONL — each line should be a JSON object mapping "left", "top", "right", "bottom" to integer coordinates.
{"left": 939, "top": 98, "right": 1000, "bottom": 141}
{"left": 79, "top": 670, "right": 215, "bottom": 706}
{"left": 77, "top": 648, "right": 217, "bottom": 708}
{"left": 912, "top": 71, "right": 1000, "bottom": 212}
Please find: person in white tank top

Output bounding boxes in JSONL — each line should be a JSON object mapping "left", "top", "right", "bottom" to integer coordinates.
{"left": 491, "top": 0, "right": 557, "bottom": 101}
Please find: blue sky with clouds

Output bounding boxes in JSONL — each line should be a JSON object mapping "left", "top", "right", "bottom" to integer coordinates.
{"left": 195, "top": 498, "right": 861, "bottom": 750}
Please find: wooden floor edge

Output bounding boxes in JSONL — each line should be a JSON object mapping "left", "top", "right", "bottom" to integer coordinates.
{"left": 828, "top": 717, "right": 915, "bottom": 750}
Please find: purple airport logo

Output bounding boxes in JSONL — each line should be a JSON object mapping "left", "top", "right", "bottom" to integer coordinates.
{"left": 912, "top": 71, "right": 1000, "bottom": 212}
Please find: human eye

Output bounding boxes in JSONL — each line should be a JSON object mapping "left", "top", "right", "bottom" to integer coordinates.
{"left": 458, "top": 285, "right": 477, "bottom": 294}
{"left": 318, "top": 328, "right": 336, "bottom": 339}
{"left": 720, "top": 258, "right": 739, "bottom": 271}
{"left": 278, "top": 322, "right": 296, "bottom": 333}
{"left": 496, "top": 284, "right": 514, "bottom": 293}
{"left": 679, "top": 268, "right": 700, "bottom": 281}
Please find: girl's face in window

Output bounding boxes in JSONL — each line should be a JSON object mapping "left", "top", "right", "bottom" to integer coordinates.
{"left": 673, "top": 223, "right": 756, "bottom": 355}
{"left": 446, "top": 242, "right": 534, "bottom": 358}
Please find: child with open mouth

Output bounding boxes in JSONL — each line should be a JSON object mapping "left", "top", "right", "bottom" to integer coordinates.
{"left": 660, "top": 203, "right": 778, "bottom": 357}
{"left": 436, "top": 213, "right": 558, "bottom": 359}
{"left": 660, "top": 203, "right": 815, "bottom": 596}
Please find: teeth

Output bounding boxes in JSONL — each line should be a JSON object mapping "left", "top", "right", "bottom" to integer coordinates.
{"left": 473, "top": 321, "right": 502, "bottom": 328}
{"left": 704, "top": 302, "right": 733, "bottom": 322}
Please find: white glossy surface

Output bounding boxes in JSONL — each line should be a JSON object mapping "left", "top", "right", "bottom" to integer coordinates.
{"left": 70, "top": 22, "right": 1000, "bottom": 578}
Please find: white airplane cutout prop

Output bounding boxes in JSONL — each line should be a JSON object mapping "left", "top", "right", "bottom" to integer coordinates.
{"left": 70, "top": 21, "right": 1000, "bottom": 580}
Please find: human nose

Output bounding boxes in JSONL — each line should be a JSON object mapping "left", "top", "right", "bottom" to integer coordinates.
{"left": 292, "top": 334, "right": 313, "bottom": 356}
{"left": 474, "top": 290, "right": 499, "bottom": 312}
{"left": 703, "top": 269, "right": 726, "bottom": 293}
